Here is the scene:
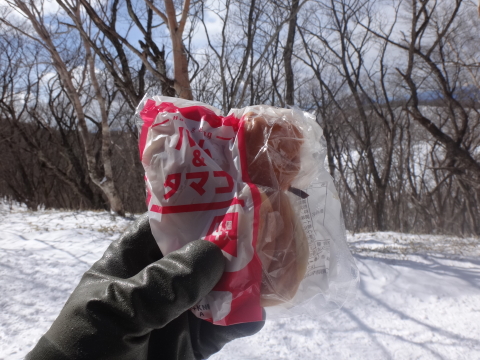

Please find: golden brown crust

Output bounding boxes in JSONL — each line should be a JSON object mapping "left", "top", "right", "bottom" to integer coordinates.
{"left": 243, "top": 112, "right": 303, "bottom": 191}
{"left": 256, "top": 191, "right": 309, "bottom": 307}
{"left": 243, "top": 111, "right": 309, "bottom": 307}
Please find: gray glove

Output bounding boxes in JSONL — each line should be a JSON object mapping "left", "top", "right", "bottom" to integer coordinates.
{"left": 26, "top": 214, "right": 264, "bottom": 360}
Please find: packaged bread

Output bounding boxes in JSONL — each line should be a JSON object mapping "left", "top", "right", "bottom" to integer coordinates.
{"left": 138, "top": 96, "right": 359, "bottom": 325}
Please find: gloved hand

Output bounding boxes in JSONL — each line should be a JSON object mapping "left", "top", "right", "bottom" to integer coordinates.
{"left": 26, "top": 214, "right": 264, "bottom": 360}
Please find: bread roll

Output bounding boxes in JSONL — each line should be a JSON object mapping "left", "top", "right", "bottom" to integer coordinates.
{"left": 243, "top": 111, "right": 309, "bottom": 306}
{"left": 256, "top": 191, "right": 309, "bottom": 307}
{"left": 243, "top": 112, "right": 303, "bottom": 191}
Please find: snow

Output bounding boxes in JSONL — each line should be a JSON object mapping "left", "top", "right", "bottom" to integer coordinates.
{"left": 1, "top": 203, "right": 479, "bottom": 359}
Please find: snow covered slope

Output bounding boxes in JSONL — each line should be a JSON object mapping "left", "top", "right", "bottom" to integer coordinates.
{"left": 1, "top": 204, "right": 479, "bottom": 359}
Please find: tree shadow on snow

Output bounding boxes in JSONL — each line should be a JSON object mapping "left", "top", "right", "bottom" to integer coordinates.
{"left": 346, "top": 254, "right": 480, "bottom": 359}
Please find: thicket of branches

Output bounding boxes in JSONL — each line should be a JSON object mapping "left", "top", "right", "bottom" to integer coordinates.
{"left": 0, "top": 0, "right": 479, "bottom": 235}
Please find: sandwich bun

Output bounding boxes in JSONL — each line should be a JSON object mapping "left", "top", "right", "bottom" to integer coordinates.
{"left": 242, "top": 111, "right": 309, "bottom": 306}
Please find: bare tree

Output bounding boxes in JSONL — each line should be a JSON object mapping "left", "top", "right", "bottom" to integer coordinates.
{"left": 1, "top": 0, "right": 479, "bottom": 235}
{"left": 298, "top": 0, "right": 403, "bottom": 231}
{"left": 284, "top": 0, "right": 300, "bottom": 105}
{"left": 2, "top": 1, "right": 126, "bottom": 215}
{"left": 0, "top": 30, "right": 104, "bottom": 209}
{"left": 198, "top": 0, "right": 308, "bottom": 111}
{"left": 360, "top": 0, "right": 480, "bottom": 234}
{"left": 144, "top": 0, "right": 193, "bottom": 99}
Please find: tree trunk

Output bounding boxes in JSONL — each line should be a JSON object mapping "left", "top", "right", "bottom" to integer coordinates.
{"left": 11, "top": 0, "right": 125, "bottom": 215}
{"left": 148, "top": 0, "right": 193, "bottom": 100}
{"left": 283, "top": 0, "right": 299, "bottom": 105}
{"left": 170, "top": 32, "right": 193, "bottom": 99}
{"left": 375, "top": 187, "right": 387, "bottom": 231}
{"left": 84, "top": 33, "right": 125, "bottom": 216}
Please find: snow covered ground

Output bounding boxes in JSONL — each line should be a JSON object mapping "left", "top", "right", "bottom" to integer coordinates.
{"left": 1, "top": 203, "right": 479, "bottom": 360}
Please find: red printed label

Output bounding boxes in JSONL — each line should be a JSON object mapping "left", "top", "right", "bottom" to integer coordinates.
{"left": 140, "top": 100, "right": 263, "bottom": 326}
{"left": 164, "top": 173, "right": 181, "bottom": 200}
{"left": 186, "top": 171, "right": 209, "bottom": 195}
{"left": 162, "top": 171, "right": 234, "bottom": 199}
{"left": 205, "top": 212, "right": 239, "bottom": 257}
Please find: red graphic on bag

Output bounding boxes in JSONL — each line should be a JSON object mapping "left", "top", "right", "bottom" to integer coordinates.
{"left": 139, "top": 98, "right": 264, "bottom": 326}
{"left": 204, "top": 212, "right": 238, "bottom": 257}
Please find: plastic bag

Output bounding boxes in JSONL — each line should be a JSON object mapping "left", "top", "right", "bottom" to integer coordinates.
{"left": 137, "top": 95, "right": 359, "bottom": 325}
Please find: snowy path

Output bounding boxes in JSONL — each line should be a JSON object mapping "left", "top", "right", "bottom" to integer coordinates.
{"left": 213, "top": 255, "right": 480, "bottom": 360}
{"left": 1, "top": 204, "right": 479, "bottom": 359}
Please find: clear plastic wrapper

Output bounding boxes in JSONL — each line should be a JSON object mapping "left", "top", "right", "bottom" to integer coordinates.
{"left": 137, "top": 95, "right": 359, "bottom": 325}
